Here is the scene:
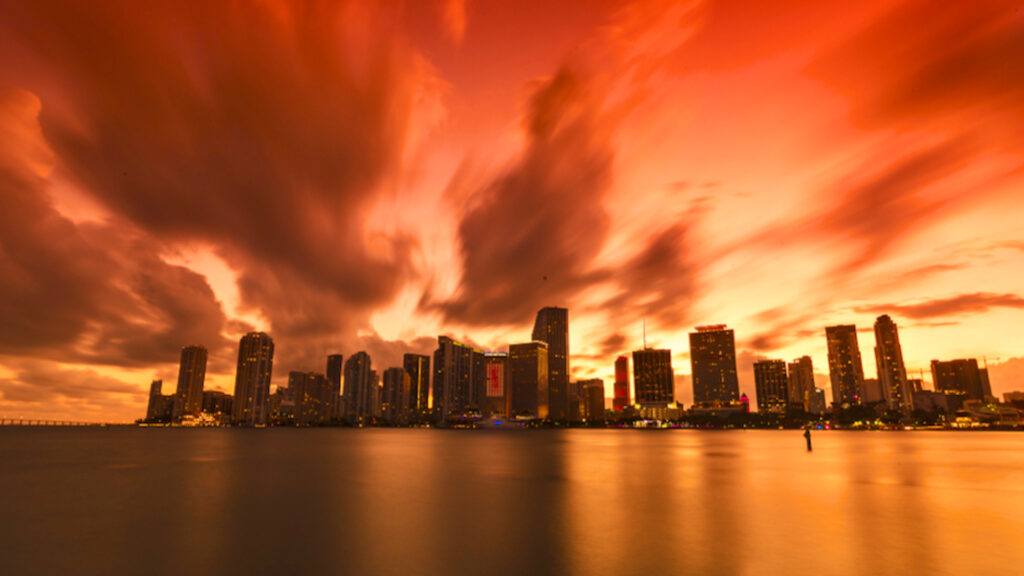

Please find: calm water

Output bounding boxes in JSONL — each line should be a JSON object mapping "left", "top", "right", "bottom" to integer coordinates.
{"left": 2, "top": 429, "right": 1023, "bottom": 575}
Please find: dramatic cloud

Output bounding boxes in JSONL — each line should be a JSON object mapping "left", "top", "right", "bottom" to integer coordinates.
{"left": 429, "top": 67, "right": 614, "bottom": 325}
{"left": 856, "top": 293, "right": 1024, "bottom": 320}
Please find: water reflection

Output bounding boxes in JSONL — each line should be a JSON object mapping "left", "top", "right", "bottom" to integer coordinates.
{"left": 3, "top": 429, "right": 1024, "bottom": 575}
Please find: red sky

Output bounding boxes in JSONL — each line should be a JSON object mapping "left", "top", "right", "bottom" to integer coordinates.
{"left": 1, "top": 0, "right": 1023, "bottom": 421}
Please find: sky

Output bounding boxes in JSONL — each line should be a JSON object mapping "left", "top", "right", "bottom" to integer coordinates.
{"left": 1, "top": 0, "right": 1022, "bottom": 422}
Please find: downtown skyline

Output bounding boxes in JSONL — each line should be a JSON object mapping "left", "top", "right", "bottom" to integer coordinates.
{"left": 1, "top": 1, "right": 1023, "bottom": 422}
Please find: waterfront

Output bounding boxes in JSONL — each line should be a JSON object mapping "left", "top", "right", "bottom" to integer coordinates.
{"left": 2, "top": 429, "right": 1023, "bottom": 575}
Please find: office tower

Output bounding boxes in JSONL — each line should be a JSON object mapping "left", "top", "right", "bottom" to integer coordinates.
{"left": 808, "top": 388, "right": 826, "bottom": 414}
{"left": 201, "top": 390, "right": 233, "bottom": 416}
{"left": 578, "top": 379, "right": 605, "bottom": 421}
{"left": 483, "top": 351, "right": 508, "bottom": 416}
{"left": 754, "top": 359, "right": 789, "bottom": 414}
{"left": 689, "top": 325, "right": 739, "bottom": 407}
{"left": 403, "top": 353, "right": 430, "bottom": 412}
{"left": 326, "top": 354, "right": 344, "bottom": 421}
{"left": 931, "top": 359, "right": 985, "bottom": 401}
{"left": 232, "top": 331, "right": 275, "bottom": 425}
{"left": 146, "top": 379, "right": 170, "bottom": 421}
{"left": 370, "top": 370, "right": 381, "bottom": 418}
{"left": 173, "top": 345, "right": 207, "bottom": 420}
{"left": 343, "top": 351, "right": 374, "bottom": 424}
{"left": 633, "top": 348, "right": 674, "bottom": 407}
{"left": 382, "top": 367, "right": 411, "bottom": 425}
{"left": 508, "top": 341, "right": 549, "bottom": 418}
{"left": 472, "top": 349, "right": 487, "bottom": 413}
{"left": 874, "top": 315, "right": 912, "bottom": 412}
{"left": 614, "top": 356, "right": 630, "bottom": 411}
{"left": 432, "top": 336, "right": 481, "bottom": 422}
{"left": 532, "top": 307, "right": 570, "bottom": 421}
{"left": 862, "top": 378, "right": 883, "bottom": 404}
{"left": 786, "top": 356, "right": 814, "bottom": 412}
{"left": 825, "top": 325, "right": 866, "bottom": 406}
{"left": 291, "top": 371, "right": 331, "bottom": 426}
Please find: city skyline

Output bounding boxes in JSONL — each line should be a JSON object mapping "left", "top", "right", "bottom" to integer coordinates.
{"left": 2, "top": 1, "right": 1023, "bottom": 422}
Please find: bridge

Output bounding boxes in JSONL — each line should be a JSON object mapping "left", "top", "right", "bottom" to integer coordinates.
{"left": 0, "top": 418, "right": 110, "bottom": 427}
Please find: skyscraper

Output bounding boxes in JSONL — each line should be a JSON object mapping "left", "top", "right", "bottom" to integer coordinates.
{"left": 931, "top": 359, "right": 985, "bottom": 401}
{"left": 291, "top": 371, "right": 331, "bottom": 426}
{"left": 532, "top": 307, "right": 569, "bottom": 421}
{"left": 613, "top": 356, "right": 630, "bottom": 411}
{"left": 381, "top": 367, "right": 411, "bottom": 425}
{"left": 432, "top": 336, "right": 481, "bottom": 422}
{"left": 689, "top": 325, "right": 739, "bottom": 407}
{"left": 173, "top": 345, "right": 207, "bottom": 420}
{"left": 232, "top": 332, "right": 274, "bottom": 425}
{"left": 343, "top": 351, "right": 374, "bottom": 424}
{"left": 754, "top": 359, "right": 789, "bottom": 414}
{"left": 326, "top": 354, "right": 344, "bottom": 421}
{"left": 508, "top": 341, "right": 549, "bottom": 418}
{"left": 825, "top": 325, "right": 865, "bottom": 406}
{"left": 146, "top": 379, "right": 172, "bottom": 422}
{"left": 403, "top": 353, "right": 430, "bottom": 413}
{"left": 578, "top": 378, "right": 605, "bottom": 421}
{"left": 786, "top": 356, "right": 814, "bottom": 412}
{"left": 874, "top": 315, "right": 912, "bottom": 412}
{"left": 633, "top": 348, "right": 674, "bottom": 407}
{"left": 483, "top": 351, "right": 508, "bottom": 416}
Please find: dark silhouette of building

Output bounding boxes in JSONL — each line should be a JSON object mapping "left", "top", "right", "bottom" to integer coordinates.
{"left": 326, "top": 354, "right": 344, "bottom": 421}
{"left": 874, "top": 315, "right": 912, "bottom": 412}
{"left": 508, "top": 341, "right": 549, "bottom": 418}
{"left": 689, "top": 325, "right": 738, "bottom": 407}
{"left": 403, "top": 353, "right": 430, "bottom": 413}
{"left": 291, "top": 371, "right": 331, "bottom": 425}
{"left": 931, "top": 359, "right": 986, "bottom": 401}
{"left": 754, "top": 359, "right": 789, "bottom": 413}
{"left": 432, "top": 336, "right": 481, "bottom": 422}
{"left": 343, "top": 351, "right": 374, "bottom": 424}
{"left": 201, "top": 390, "right": 233, "bottom": 417}
{"left": 613, "top": 356, "right": 630, "bottom": 411}
{"left": 173, "top": 345, "right": 207, "bottom": 420}
{"left": 862, "top": 378, "right": 883, "bottom": 404}
{"left": 633, "top": 348, "right": 674, "bottom": 407}
{"left": 532, "top": 307, "right": 570, "bottom": 421}
{"left": 483, "top": 351, "right": 508, "bottom": 416}
{"left": 808, "top": 388, "right": 826, "bottom": 414}
{"left": 381, "top": 367, "right": 411, "bottom": 425}
{"left": 786, "top": 356, "right": 814, "bottom": 412}
{"left": 232, "top": 332, "right": 274, "bottom": 426}
{"left": 146, "top": 379, "right": 174, "bottom": 422}
{"left": 825, "top": 325, "right": 865, "bottom": 406}
{"left": 578, "top": 378, "right": 605, "bottom": 421}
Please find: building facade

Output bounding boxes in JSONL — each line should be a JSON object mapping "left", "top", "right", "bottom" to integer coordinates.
{"left": 508, "top": 341, "right": 549, "bottom": 418}
{"left": 825, "top": 325, "right": 865, "bottom": 406}
{"left": 754, "top": 359, "right": 789, "bottom": 414}
{"left": 874, "top": 315, "right": 912, "bottom": 412}
{"left": 343, "top": 351, "right": 374, "bottom": 424}
{"left": 689, "top": 325, "right": 739, "bottom": 407}
{"left": 532, "top": 307, "right": 570, "bottom": 421}
{"left": 173, "top": 345, "right": 207, "bottom": 420}
{"left": 403, "top": 353, "right": 431, "bottom": 413}
{"left": 633, "top": 348, "right": 674, "bottom": 407}
{"left": 232, "top": 332, "right": 275, "bottom": 425}
{"left": 786, "top": 356, "right": 814, "bottom": 412}
{"left": 613, "top": 356, "right": 630, "bottom": 411}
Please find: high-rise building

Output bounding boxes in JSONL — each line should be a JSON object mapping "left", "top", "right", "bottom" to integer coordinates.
{"left": 786, "top": 356, "right": 814, "bottom": 412}
{"left": 403, "top": 353, "right": 430, "bottom": 413}
{"left": 532, "top": 307, "right": 570, "bottom": 421}
{"left": 808, "top": 388, "right": 827, "bottom": 414}
{"left": 862, "top": 378, "right": 883, "bottom": 404}
{"left": 508, "top": 341, "right": 549, "bottom": 419}
{"left": 689, "top": 325, "right": 739, "bottom": 407}
{"left": 232, "top": 332, "right": 274, "bottom": 425}
{"left": 201, "top": 390, "right": 233, "bottom": 417}
{"left": 483, "top": 352, "right": 508, "bottom": 416}
{"left": 290, "top": 371, "right": 331, "bottom": 426}
{"left": 825, "top": 325, "right": 865, "bottom": 406}
{"left": 381, "top": 367, "right": 411, "bottom": 425}
{"left": 432, "top": 336, "right": 481, "bottom": 422}
{"left": 326, "top": 354, "right": 344, "bottom": 421}
{"left": 146, "top": 379, "right": 173, "bottom": 422}
{"left": 613, "top": 356, "right": 630, "bottom": 411}
{"left": 343, "top": 351, "right": 374, "bottom": 424}
{"left": 578, "top": 378, "right": 605, "bottom": 421}
{"left": 172, "top": 345, "right": 207, "bottom": 420}
{"left": 874, "top": 315, "right": 912, "bottom": 412}
{"left": 633, "top": 348, "right": 674, "bottom": 407}
{"left": 931, "top": 359, "right": 985, "bottom": 401}
{"left": 754, "top": 359, "right": 789, "bottom": 414}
